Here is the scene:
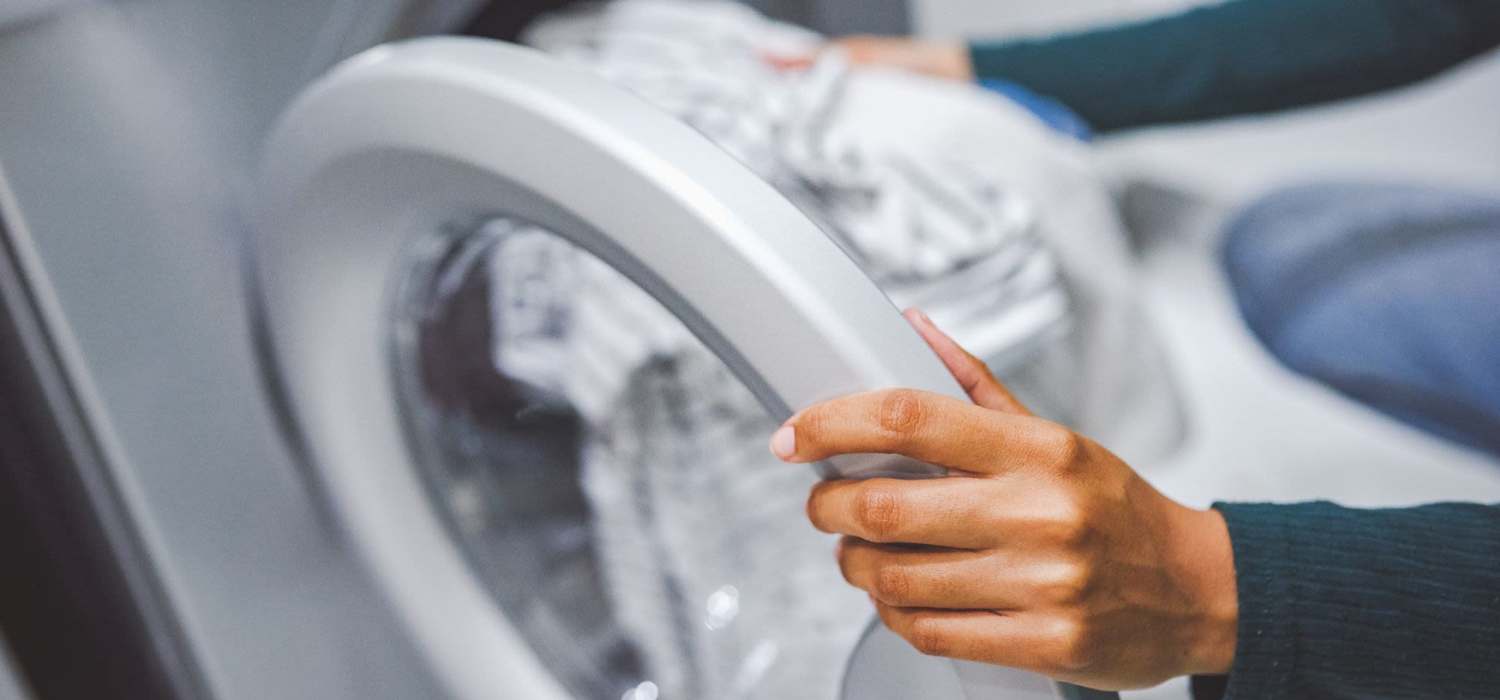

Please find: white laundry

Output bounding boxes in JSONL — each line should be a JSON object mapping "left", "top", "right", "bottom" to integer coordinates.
{"left": 516, "top": 0, "right": 1075, "bottom": 413}
{"left": 481, "top": 2, "right": 1184, "bottom": 698}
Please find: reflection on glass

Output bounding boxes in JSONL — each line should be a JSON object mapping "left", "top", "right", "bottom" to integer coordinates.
{"left": 391, "top": 219, "right": 867, "bottom": 700}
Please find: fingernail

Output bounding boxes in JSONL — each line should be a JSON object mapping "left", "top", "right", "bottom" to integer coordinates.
{"left": 770, "top": 425, "right": 796, "bottom": 460}
{"left": 906, "top": 307, "right": 932, "bottom": 326}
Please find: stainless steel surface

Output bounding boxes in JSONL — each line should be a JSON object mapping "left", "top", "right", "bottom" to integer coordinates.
{"left": 0, "top": 4, "right": 445, "bottom": 698}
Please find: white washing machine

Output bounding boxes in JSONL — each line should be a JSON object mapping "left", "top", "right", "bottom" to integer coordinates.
{"left": 0, "top": 3, "right": 1113, "bottom": 699}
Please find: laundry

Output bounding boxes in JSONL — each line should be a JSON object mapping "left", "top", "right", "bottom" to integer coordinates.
{"left": 481, "top": 1, "right": 1182, "bottom": 698}
{"left": 509, "top": 0, "right": 1080, "bottom": 421}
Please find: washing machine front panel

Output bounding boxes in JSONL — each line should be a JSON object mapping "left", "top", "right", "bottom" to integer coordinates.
{"left": 252, "top": 38, "right": 980, "bottom": 700}
{"left": 0, "top": 5, "right": 454, "bottom": 698}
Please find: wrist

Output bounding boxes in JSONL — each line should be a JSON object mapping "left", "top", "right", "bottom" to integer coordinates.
{"left": 1167, "top": 505, "right": 1239, "bottom": 676}
{"left": 937, "top": 41, "right": 975, "bottom": 81}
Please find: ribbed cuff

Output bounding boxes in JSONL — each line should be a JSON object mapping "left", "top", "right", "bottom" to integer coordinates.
{"left": 1212, "top": 503, "right": 1299, "bottom": 699}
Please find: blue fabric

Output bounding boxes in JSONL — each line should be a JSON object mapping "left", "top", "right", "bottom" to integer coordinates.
{"left": 1222, "top": 182, "right": 1500, "bottom": 458}
{"left": 976, "top": 78, "right": 1093, "bottom": 141}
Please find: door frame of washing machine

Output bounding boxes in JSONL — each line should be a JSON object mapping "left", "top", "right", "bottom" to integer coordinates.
{"left": 0, "top": 172, "right": 205, "bottom": 700}
{"left": 252, "top": 37, "right": 1101, "bottom": 700}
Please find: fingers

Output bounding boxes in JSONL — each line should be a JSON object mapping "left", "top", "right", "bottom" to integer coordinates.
{"left": 904, "top": 308, "right": 1030, "bottom": 416}
{"left": 838, "top": 538, "right": 1024, "bottom": 609}
{"left": 808, "top": 473, "right": 1095, "bottom": 548}
{"left": 762, "top": 35, "right": 872, "bottom": 72}
{"left": 807, "top": 478, "right": 1005, "bottom": 547}
{"left": 772, "top": 388, "right": 1050, "bottom": 473}
{"left": 871, "top": 604, "right": 1060, "bottom": 672}
{"left": 761, "top": 50, "right": 815, "bottom": 71}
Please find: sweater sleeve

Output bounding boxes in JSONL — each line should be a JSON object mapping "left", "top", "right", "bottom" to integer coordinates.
{"left": 968, "top": 0, "right": 1500, "bottom": 133}
{"left": 1211, "top": 501, "right": 1500, "bottom": 698}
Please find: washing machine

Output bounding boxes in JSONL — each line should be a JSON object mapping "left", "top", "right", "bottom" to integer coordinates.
{"left": 0, "top": 2, "right": 1120, "bottom": 699}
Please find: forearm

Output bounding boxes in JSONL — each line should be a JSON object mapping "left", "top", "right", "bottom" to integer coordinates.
{"left": 969, "top": 0, "right": 1500, "bottom": 132}
{"left": 1214, "top": 501, "right": 1500, "bottom": 697}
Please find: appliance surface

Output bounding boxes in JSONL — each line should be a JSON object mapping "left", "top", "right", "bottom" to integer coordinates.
{"left": 0, "top": 2, "right": 453, "bottom": 697}
{"left": 253, "top": 36, "right": 1112, "bottom": 700}
{"left": 252, "top": 35, "right": 969, "bottom": 699}
{"left": 0, "top": 3, "right": 1103, "bottom": 699}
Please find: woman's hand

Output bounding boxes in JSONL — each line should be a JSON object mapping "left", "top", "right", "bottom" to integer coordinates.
{"left": 769, "top": 310, "right": 1237, "bottom": 690}
{"left": 766, "top": 36, "right": 974, "bottom": 81}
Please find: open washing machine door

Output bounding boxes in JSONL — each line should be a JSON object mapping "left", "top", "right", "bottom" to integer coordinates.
{"left": 253, "top": 37, "right": 1119, "bottom": 700}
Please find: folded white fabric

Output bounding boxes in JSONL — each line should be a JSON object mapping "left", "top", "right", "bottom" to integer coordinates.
{"left": 480, "top": 2, "right": 1183, "bottom": 698}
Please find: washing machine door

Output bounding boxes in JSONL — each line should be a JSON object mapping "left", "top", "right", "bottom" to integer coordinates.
{"left": 253, "top": 37, "right": 1107, "bottom": 700}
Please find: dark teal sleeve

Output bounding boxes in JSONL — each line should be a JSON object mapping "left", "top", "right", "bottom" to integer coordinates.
{"left": 1212, "top": 501, "right": 1500, "bottom": 698}
{"left": 969, "top": 0, "right": 1500, "bottom": 132}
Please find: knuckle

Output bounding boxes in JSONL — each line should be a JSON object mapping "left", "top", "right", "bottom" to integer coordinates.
{"left": 1046, "top": 497, "right": 1095, "bottom": 550}
{"left": 1044, "top": 427, "right": 1085, "bottom": 471}
{"left": 1050, "top": 618, "right": 1098, "bottom": 673}
{"left": 907, "top": 616, "right": 950, "bottom": 657}
{"left": 855, "top": 487, "right": 905, "bottom": 540}
{"left": 1060, "top": 515, "right": 1096, "bottom": 551}
{"left": 1045, "top": 561, "right": 1093, "bottom": 605}
{"left": 876, "top": 390, "right": 926, "bottom": 444}
{"left": 874, "top": 564, "right": 913, "bottom": 604}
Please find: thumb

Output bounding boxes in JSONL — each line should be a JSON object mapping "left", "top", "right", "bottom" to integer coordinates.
{"left": 903, "top": 308, "right": 1031, "bottom": 416}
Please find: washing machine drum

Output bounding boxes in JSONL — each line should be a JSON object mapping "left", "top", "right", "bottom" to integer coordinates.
{"left": 253, "top": 37, "right": 1102, "bottom": 700}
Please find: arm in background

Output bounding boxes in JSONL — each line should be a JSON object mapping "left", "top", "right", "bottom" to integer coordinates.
{"left": 970, "top": 0, "right": 1500, "bottom": 132}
